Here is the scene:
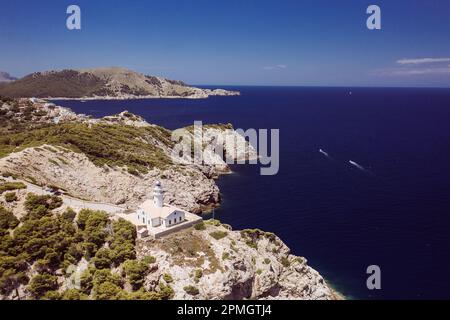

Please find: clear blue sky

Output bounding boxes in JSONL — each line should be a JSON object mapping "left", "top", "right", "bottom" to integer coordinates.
{"left": 1, "top": 0, "right": 450, "bottom": 86}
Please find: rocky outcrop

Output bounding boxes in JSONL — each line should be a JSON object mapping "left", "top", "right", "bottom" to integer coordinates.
{"left": 137, "top": 222, "right": 341, "bottom": 300}
{"left": 0, "top": 146, "right": 219, "bottom": 213}
{"left": 0, "top": 67, "right": 240, "bottom": 99}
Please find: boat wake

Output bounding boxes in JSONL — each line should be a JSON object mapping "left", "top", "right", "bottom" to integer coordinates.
{"left": 319, "top": 149, "right": 331, "bottom": 159}
{"left": 349, "top": 160, "right": 366, "bottom": 171}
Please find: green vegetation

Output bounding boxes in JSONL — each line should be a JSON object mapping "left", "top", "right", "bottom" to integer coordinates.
{"left": 1, "top": 172, "right": 17, "bottom": 179}
{"left": 25, "top": 193, "right": 62, "bottom": 219}
{"left": 61, "top": 289, "right": 89, "bottom": 300}
{"left": 209, "top": 231, "right": 228, "bottom": 240}
{"left": 263, "top": 258, "right": 271, "bottom": 265}
{"left": 241, "top": 229, "right": 277, "bottom": 242}
{"left": 222, "top": 252, "right": 230, "bottom": 260}
{"left": 240, "top": 229, "right": 278, "bottom": 251}
{"left": 92, "top": 248, "right": 113, "bottom": 269}
{"left": 0, "top": 122, "right": 174, "bottom": 173}
{"left": 123, "top": 260, "right": 149, "bottom": 290}
{"left": 0, "top": 181, "right": 26, "bottom": 194}
{"left": 109, "top": 218, "right": 137, "bottom": 265}
{"left": 163, "top": 273, "right": 173, "bottom": 283}
{"left": 4, "top": 192, "right": 17, "bottom": 203}
{"left": 158, "top": 283, "right": 175, "bottom": 300}
{"left": 0, "top": 206, "right": 19, "bottom": 230}
{"left": 61, "top": 208, "right": 76, "bottom": 222}
{"left": 193, "top": 221, "right": 206, "bottom": 230}
{"left": 245, "top": 240, "right": 258, "bottom": 250}
{"left": 256, "top": 269, "right": 263, "bottom": 275}
{"left": 205, "top": 219, "right": 221, "bottom": 227}
{"left": 281, "top": 257, "right": 291, "bottom": 268}
{"left": 28, "top": 273, "right": 58, "bottom": 298}
{"left": 0, "top": 194, "right": 167, "bottom": 300}
{"left": 183, "top": 285, "right": 199, "bottom": 296}
{"left": 142, "top": 255, "right": 156, "bottom": 265}
{"left": 194, "top": 269, "right": 203, "bottom": 283}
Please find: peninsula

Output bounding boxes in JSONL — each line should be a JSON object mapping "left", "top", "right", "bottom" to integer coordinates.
{"left": 0, "top": 67, "right": 240, "bottom": 100}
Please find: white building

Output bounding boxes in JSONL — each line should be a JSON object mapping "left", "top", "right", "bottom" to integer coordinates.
{"left": 136, "top": 181, "right": 186, "bottom": 229}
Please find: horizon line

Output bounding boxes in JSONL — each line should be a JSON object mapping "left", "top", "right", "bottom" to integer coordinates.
{"left": 193, "top": 84, "right": 450, "bottom": 89}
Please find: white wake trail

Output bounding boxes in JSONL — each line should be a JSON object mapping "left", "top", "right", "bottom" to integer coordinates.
{"left": 319, "top": 149, "right": 331, "bottom": 159}
{"left": 349, "top": 160, "right": 366, "bottom": 171}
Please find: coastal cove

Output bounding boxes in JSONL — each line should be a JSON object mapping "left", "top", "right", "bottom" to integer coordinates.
{"left": 54, "top": 86, "right": 450, "bottom": 299}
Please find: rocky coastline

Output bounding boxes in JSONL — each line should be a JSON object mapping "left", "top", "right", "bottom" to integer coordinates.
{"left": 0, "top": 96, "right": 342, "bottom": 300}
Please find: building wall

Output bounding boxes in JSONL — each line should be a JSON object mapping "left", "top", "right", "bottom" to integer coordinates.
{"left": 164, "top": 210, "right": 185, "bottom": 227}
{"left": 151, "top": 217, "right": 161, "bottom": 227}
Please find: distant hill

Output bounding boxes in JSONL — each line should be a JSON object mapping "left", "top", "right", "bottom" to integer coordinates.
{"left": 0, "top": 67, "right": 238, "bottom": 99}
{"left": 0, "top": 71, "right": 17, "bottom": 83}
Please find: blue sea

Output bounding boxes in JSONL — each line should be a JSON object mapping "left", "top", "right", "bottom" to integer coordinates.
{"left": 54, "top": 87, "right": 450, "bottom": 299}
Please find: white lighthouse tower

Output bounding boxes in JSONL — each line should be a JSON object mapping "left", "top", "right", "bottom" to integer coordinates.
{"left": 153, "top": 180, "right": 164, "bottom": 208}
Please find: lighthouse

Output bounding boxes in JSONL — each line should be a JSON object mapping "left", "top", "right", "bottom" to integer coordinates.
{"left": 153, "top": 180, "right": 164, "bottom": 208}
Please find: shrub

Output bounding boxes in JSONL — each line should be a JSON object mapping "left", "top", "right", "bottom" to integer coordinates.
{"left": 209, "top": 231, "right": 228, "bottom": 240}
{"left": 1, "top": 172, "right": 17, "bottom": 179}
{"left": 76, "top": 209, "right": 91, "bottom": 230}
{"left": 28, "top": 273, "right": 58, "bottom": 298}
{"left": 43, "top": 291, "right": 61, "bottom": 300}
{"left": 94, "top": 281, "right": 123, "bottom": 300}
{"left": 4, "top": 192, "right": 17, "bottom": 203}
{"left": 158, "top": 283, "right": 174, "bottom": 300}
{"left": 142, "top": 255, "right": 156, "bottom": 265}
{"left": 127, "top": 167, "right": 139, "bottom": 176}
{"left": 80, "top": 269, "right": 94, "bottom": 294}
{"left": 205, "top": 219, "right": 221, "bottom": 226}
{"left": 110, "top": 242, "right": 135, "bottom": 265}
{"left": 263, "top": 258, "right": 271, "bottom": 264}
{"left": 92, "top": 248, "right": 113, "bottom": 269}
{"left": 0, "top": 182, "right": 26, "bottom": 194}
{"left": 61, "top": 289, "right": 89, "bottom": 300}
{"left": 92, "top": 268, "right": 123, "bottom": 289}
{"left": 245, "top": 240, "right": 258, "bottom": 250}
{"left": 281, "top": 257, "right": 291, "bottom": 268}
{"left": 0, "top": 206, "right": 19, "bottom": 230}
{"left": 0, "top": 269, "right": 29, "bottom": 296}
{"left": 24, "top": 193, "right": 62, "bottom": 219}
{"left": 194, "top": 221, "right": 206, "bottom": 230}
{"left": 162, "top": 273, "right": 173, "bottom": 283}
{"left": 194, "top": 269, "right": 203, "bottom": 283}
{"left": 61, "top": 208, "right": 76, "bottom": 222}
{"left": 124, "top": 289, "right": 161, "bottom": 300}
{"left": 222, "top": 252, "right": 230, "bottom": 260}
{"left": 123, "top": 260, "right": 149, "bottom": 290}
{"left": 109, "top": 219, "right": 136, "bottom": 265}
{"left": 183, "top": 285, "right": 199, "bottom": 296}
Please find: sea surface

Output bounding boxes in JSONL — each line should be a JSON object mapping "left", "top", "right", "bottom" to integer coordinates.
{"left": 54, "top": 86, "right": 450, "bottom": 299}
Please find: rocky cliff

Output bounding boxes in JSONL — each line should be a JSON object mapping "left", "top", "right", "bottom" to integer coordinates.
{"left": 0, "top": 97, "right": 254, "bottom": 213}
{"left": 137, "top": 221, "right": 341, "bottom": 300}
{"left": 0, "top": 97, "right": 342, "bottom": 300}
